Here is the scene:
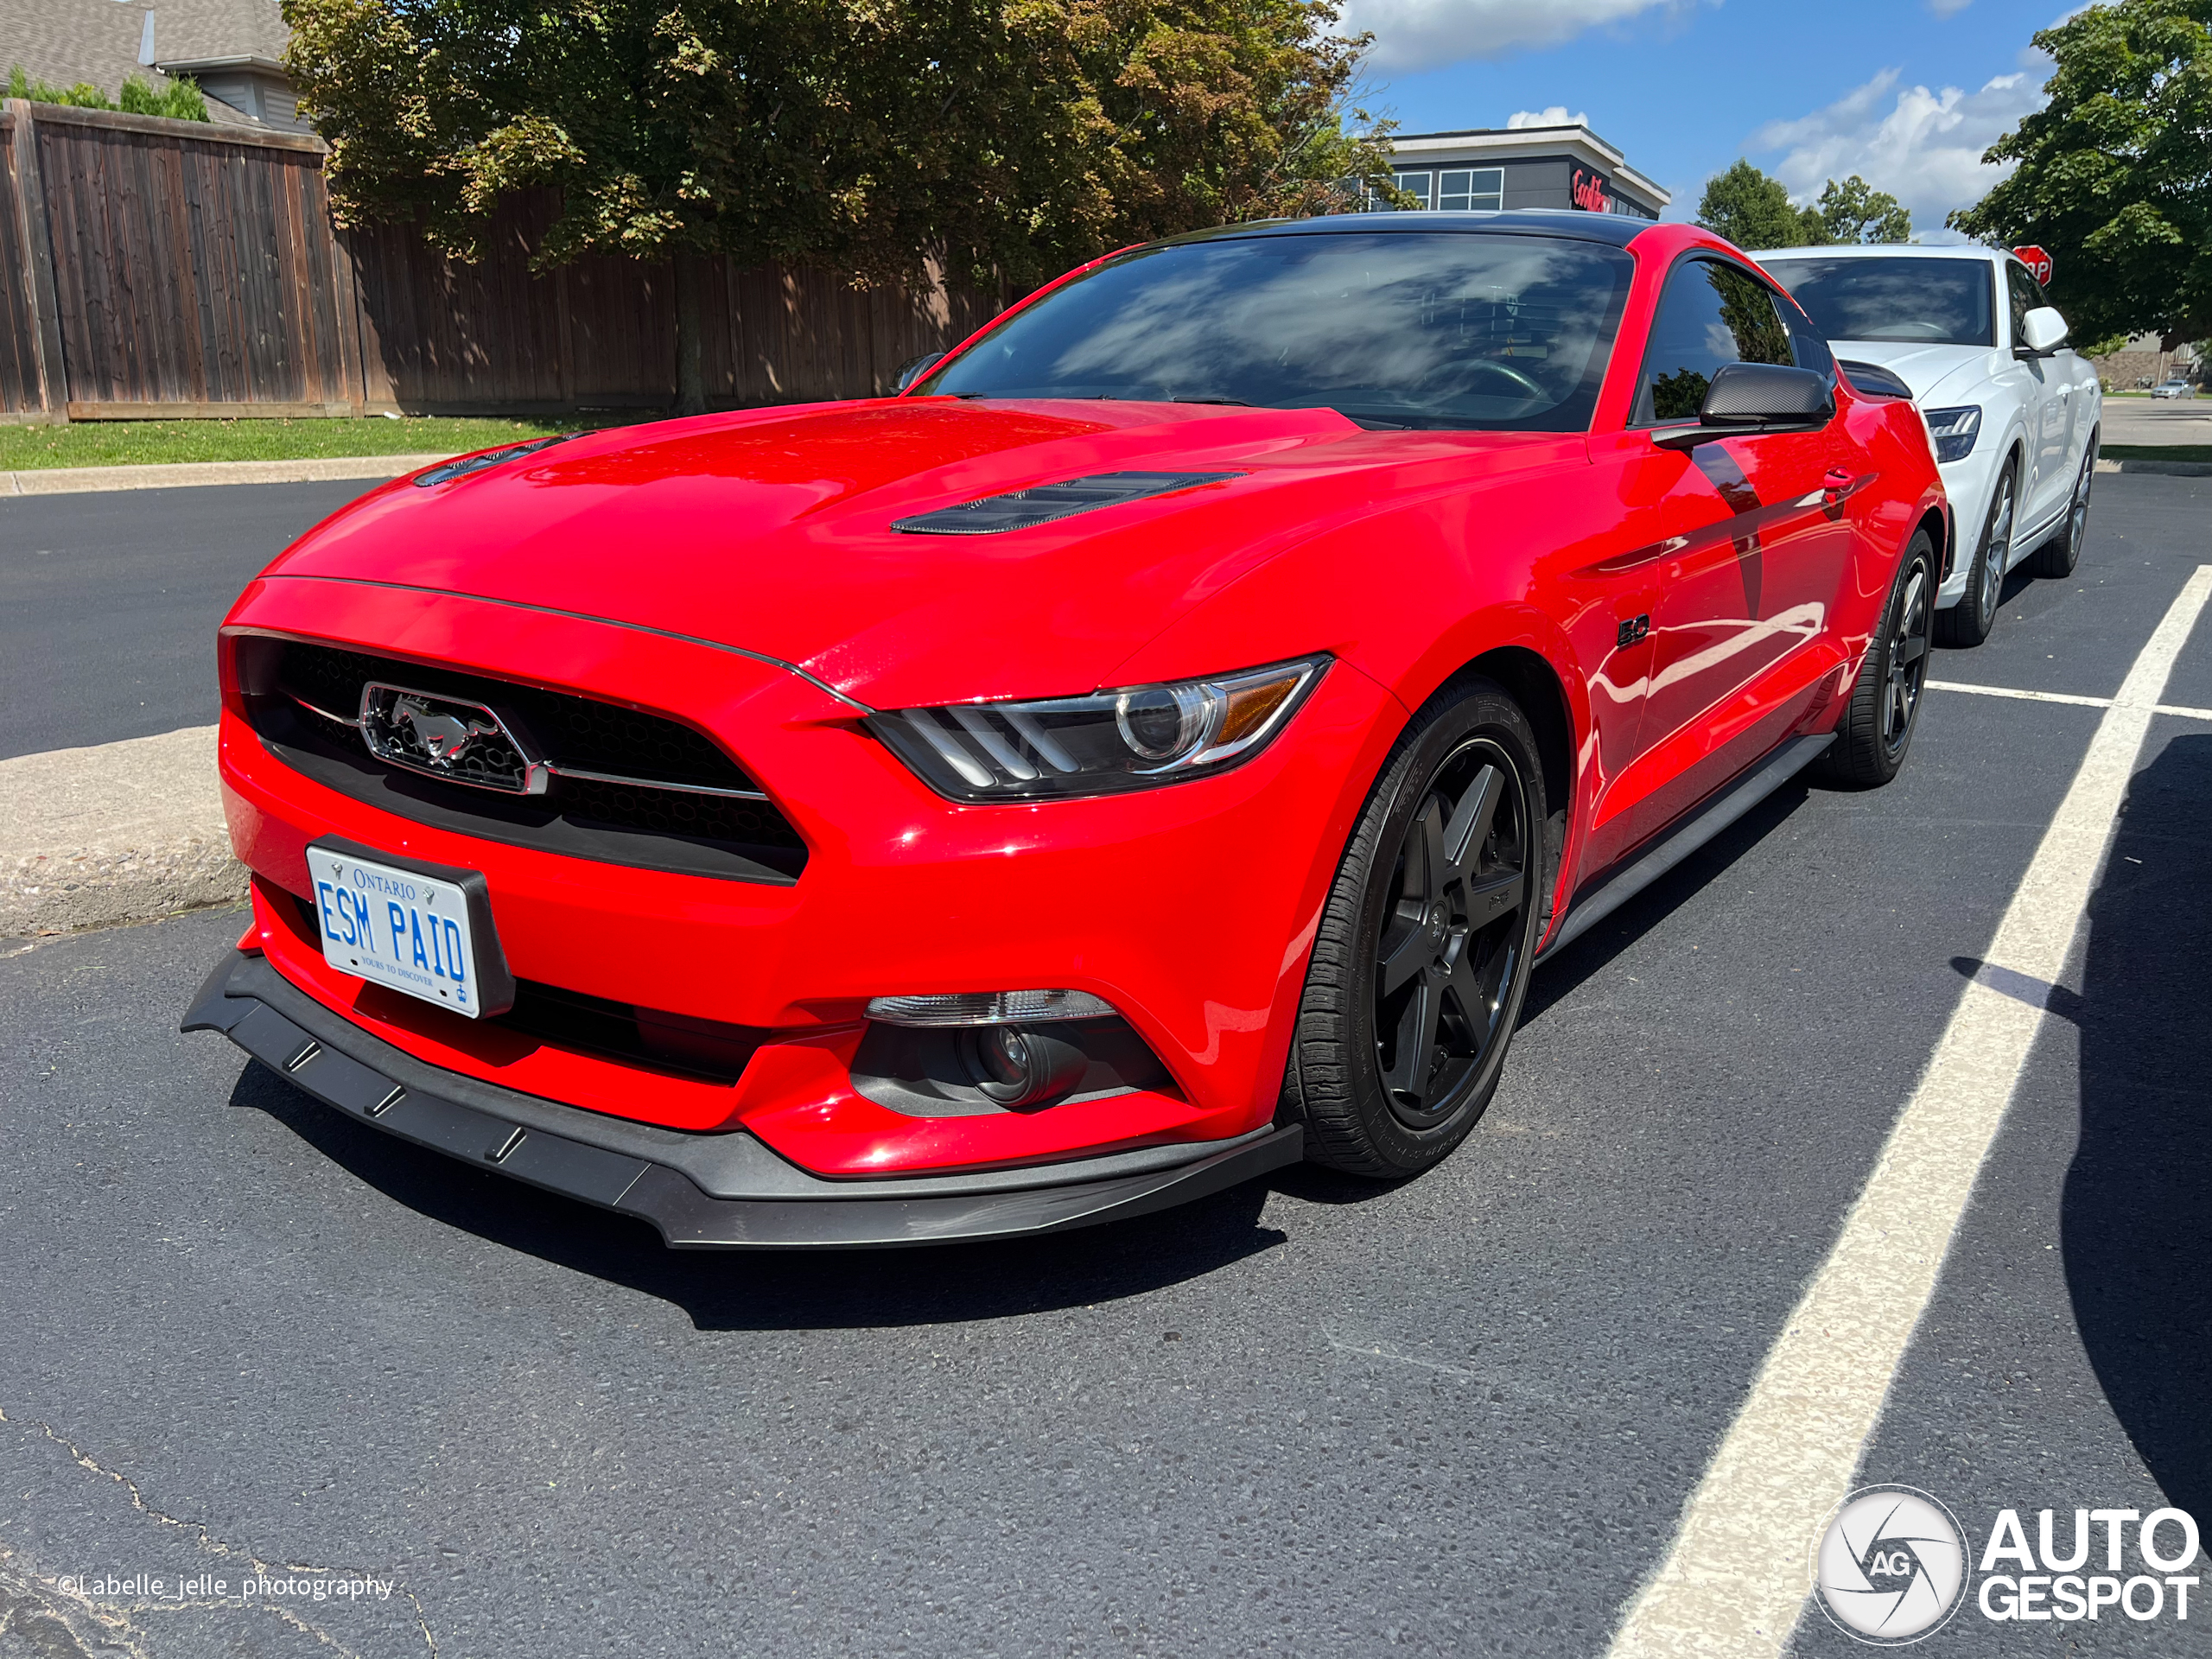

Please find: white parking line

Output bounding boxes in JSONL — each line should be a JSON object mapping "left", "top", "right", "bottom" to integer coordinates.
{"left": 1928, "top": 678, "right": 2212, "bottom": 721}
{"left": 1607, "top": 565, "right": 2212, "bottom": 1658}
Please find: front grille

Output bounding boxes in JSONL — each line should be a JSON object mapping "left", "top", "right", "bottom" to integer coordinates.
{"left": 281, "top": 642, "right": 752, "bottom": 791}
{"left": 243, "top": 639, "right": 807, "bottom": 884}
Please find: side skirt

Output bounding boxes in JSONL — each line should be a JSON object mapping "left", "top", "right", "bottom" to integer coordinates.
{"left": 1537, "top": 733, "right": 1835, "bottom": 962}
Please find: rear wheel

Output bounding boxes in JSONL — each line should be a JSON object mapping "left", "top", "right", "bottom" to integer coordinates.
{"left": 2026, "top": 439, "right": 2096, "bottom": 579}
{"left": 1819, "top": 528, "right": 1936, "bottom": 789}
{"left": 1934, "top": 458, "right": 2013, "bottom": 648}
{"left": 1287, "top": 677, "right": 1547, "bottom": 1179}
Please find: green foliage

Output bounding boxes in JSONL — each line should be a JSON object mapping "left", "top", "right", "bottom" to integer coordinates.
{"left": 1698, "top": 160, "right": 1913, "bottom": 251}
{"left": 1811, "top": 175, "right": 1910, "bottom": 244}
{"left": 5, "top": 64, "right": 209, "bottom": 121}
{"left": 283, "top": 0, "right": 1398, "bottom": 293}
{"left": 1696, "top": 160, "right": 1814, "bottom": 251}
{"left": 1950, "top": 0, "right": 2212, "bottom": 347}
{"left": 119, "top": 73, "right": 212, "bottom": 121}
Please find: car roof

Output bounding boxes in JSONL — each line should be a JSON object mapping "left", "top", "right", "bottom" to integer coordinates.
{"left": 1751, "top": 244, "right": 2015, "bottom": 264}
{"left": 1156, "top": 209, "right": 1650, "bottom": 251}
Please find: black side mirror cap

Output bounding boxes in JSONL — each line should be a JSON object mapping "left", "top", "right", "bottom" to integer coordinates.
{"left": 1653, "top": 362, "right": 1836, "bottom": 449}
{"left": 893, "top": 352, "right": 945, "bottom": 393}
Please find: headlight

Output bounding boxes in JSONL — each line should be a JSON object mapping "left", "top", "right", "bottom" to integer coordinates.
{"left": 1923, "top": 405, "right": 1981, "bottom": 463}
{"left": 870, "top": 655, "right": 1328, "bottom": 801}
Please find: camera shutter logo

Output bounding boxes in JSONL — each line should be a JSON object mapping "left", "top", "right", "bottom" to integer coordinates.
{"left": 1813, "top": 1486, "right": 1972, "bottom": 1644}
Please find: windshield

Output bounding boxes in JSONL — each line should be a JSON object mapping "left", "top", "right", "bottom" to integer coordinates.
{"left": 916, "top": 232, "right": 1636, "bottom": 431}
{"left": 1759, "top": 257, "right": 1995, "bottom": 347}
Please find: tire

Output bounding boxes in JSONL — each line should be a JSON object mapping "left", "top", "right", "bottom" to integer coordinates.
{"left": 1819, "top": 527, "right": 1936, "bottom": 789}
{"left": 1287, "top": 675, "right": 1548, "bottom": 1178}
{"left": 2026, "top": 437, "right": 2096, "bottom": 579}
{"left": 1933, "top": 457, "right": 2014, "bottom": 648}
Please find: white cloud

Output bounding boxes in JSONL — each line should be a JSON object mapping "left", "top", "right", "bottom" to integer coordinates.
{"left": 1928, "top": 0, "right": 1974, "bottom": 16}
{"left": 1508, "top": 105, "right": 1589, "bottom": 128}
{"left": 1751, "top": 66, "right": 2047, "bottom": 236}
{"left": 1340, "top": 0, "right": 1688, "bottom": 75}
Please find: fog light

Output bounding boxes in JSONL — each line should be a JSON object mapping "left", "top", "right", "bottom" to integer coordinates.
{"left": 865, "top": 989, "right": 1115, "bottom": 1027}
{"left": 959, "top": 1025, "right": 1090, "bottom": 1109}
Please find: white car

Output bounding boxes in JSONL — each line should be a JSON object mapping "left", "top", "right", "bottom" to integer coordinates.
{"left": 1756, "top": 244, "right": 2101, "bottom": 646}
{"left": 2150, "top": 378, "right": 2197, "bottom": 399}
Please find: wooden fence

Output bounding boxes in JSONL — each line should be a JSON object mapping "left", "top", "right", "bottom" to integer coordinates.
{"left": 0, "top": 99, "right": 1004, "bottom": 423}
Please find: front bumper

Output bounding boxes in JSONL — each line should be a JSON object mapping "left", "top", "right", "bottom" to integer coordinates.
{"left": 214, "top": 577, "right": 1395, "bottom": 1179}
{"left": 185, "top": 950, "right": 1305, "bottom": 1248}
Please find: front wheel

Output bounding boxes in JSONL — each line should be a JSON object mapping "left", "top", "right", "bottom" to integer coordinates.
{"left": 1287, "top": 677, "right": 1548, "bottom": 1179}
{"left": 1934, "top": 459, "right": 2013, "bottom": 648}
{"left": 1819, "top": 527, "right": 1936, "bottom": 789}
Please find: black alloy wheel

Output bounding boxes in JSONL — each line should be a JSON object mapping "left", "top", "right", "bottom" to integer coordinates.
{"left": 1289, "top": 677, "right": 1548, "bottom": 1177}
{"left": 1372, "top": 739, "right": 1529, "bottom": 1127}
{"left": 1880, "top": 556, "right": 1932, "bottom": 755}
{"left": 1935, "top": 459, "right": 2013, "bottom": 648}
{"left": 1819, "top": 526, "right": 1937, "bottom": 788}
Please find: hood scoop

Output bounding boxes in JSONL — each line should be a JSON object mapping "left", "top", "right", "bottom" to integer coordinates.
{"left": 890, "top": 470, "right": 1243, "bottom": 536}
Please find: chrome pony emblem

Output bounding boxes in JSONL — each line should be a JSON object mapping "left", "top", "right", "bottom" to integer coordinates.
{"left": 397, "top": 696, "right": 499, "bottom": 766}
{"left": 359, "top": 683, "right": 548, "bottom": 793}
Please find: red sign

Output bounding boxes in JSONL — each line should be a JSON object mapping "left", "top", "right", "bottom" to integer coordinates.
{"left": 1570, "top": 167, "right": 1610, "bottom": 213}
{"left": 2013, "top": 245, "right": 2053, "bottom": 285}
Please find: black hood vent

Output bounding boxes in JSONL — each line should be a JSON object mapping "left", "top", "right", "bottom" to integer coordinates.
{"left": 890, "top": 470, "right": 1242, "bottom": 536}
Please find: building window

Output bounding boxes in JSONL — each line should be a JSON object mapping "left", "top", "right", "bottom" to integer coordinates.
{"left": 1391, "top": 169, "right": 1434, "bottom": 209}
{"left": 1438, "top": 168, "right": 1504, "bottom": 212}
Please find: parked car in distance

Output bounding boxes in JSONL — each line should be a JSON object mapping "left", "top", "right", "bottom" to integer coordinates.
{"left": 1756, "top": 244, "right": 2101, "bottom": 647}
{"left": 2150, "top": 378, "right": 2197, "bottom": 399}
{"left": 188, "top": 214, "right": 1947, "bottom": 1249}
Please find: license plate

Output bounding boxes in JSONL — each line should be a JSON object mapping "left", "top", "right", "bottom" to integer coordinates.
{"left": 307, "top": 844, "right": 489, "bottom": 1017}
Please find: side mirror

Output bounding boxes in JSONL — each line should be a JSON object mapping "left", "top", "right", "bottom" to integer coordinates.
{"left": 2018, "top": 306, "right": 2069, "bottom": 355}
{"left": 893, "top": 351, "right": 944, "bottom": 393}
{"left": 1654, "top": 362, "right": 1834, "bottom": 449}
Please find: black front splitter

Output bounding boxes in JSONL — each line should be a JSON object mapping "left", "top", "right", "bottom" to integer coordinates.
{"left": 182, "top": 951, "right": 1303, "bottom": 1249}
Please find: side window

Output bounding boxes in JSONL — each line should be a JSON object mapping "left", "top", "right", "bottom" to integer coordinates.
{"left": 1776, "top": 289, "right": 1834, "bottom": 382}
{"left": 2005, "top": 261, "right": 2042, "bottom": 346}
{"left": 1637, "top": 259, "right": 1796, "bottom": 423}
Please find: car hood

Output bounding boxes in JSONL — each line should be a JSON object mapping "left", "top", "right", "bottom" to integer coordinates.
{"left": 1828, "top": 340, "right": 2011, "bottom": 407}
{"left": 264, "top": 398, "right": 1577, "bottom": 708}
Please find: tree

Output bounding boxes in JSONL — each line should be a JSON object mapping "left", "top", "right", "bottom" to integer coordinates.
{"left": 1950, "top": 0, "right": 2212, "bottom": 349}
{"left": 1696, "top": 160, "right": 1809, "bottom": 250}
{"left": 283, "top": 0, "right": 1397, "bottom": 412}
{"left": 1812, "top": 175, "right": 1910, "bottom": 244}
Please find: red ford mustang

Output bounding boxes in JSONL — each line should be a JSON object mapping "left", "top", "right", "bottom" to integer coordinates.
{"left": 186, "top": 214, "right": 1948, "bottom": 1248}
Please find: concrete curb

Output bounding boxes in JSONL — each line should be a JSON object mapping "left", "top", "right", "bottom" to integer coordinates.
{"left": 2096, "top": 456, "right": 2212, "bottom": 478}
{"left": 3, "top": 452, "right": 449, "bottom": 496}
{"left": 2, "top": 726, "right": 245, "bottom": 939}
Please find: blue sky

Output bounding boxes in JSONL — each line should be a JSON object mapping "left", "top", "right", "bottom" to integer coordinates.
{"left": 1337, "top": 1, "right": 2073, "bottom": 238}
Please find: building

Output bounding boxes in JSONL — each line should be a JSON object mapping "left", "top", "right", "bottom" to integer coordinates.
{"left": 1380, "top": 124, "right": 1669, "bottom": 220}
{"left": 0, "top": 0, "right": 305, "bottom": 132}
{"left": 2089, "top": 334, "right": 2201, "bottom": 391}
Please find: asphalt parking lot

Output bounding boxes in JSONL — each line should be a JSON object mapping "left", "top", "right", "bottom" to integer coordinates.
{"left": 1, "top": 472, "right": 2205, "bottom": 1657}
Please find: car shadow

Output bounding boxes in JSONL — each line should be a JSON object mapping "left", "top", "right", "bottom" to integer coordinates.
{"left": 229, "top": 1063, "right": 1288, "bottom": 1331}
{"left": 2061, "top": 731, "right": 2210, "bottom": 1517}
{"left": 1521, "top": 779, "right": 1814, "bottom": 1019}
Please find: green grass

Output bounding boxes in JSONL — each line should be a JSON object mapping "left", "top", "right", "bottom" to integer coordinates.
{"left": 0, "top": 414, "right": 651, "bottom": 472}
{"left": 2103, "top": 444, "right": 2212, "bottom": 464}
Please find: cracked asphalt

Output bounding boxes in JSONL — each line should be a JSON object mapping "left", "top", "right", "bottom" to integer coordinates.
{"left": 1, "top": 474, "right": 2206, "bottom": 1657}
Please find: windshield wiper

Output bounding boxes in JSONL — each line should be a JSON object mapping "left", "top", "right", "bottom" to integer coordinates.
{"left": 1170, "top": 396, "right": 1253, "bottom": 407}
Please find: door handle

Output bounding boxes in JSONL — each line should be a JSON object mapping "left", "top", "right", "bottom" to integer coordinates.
{"left": 1822, "top": 467, "right": 1854, "bottom": 498}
